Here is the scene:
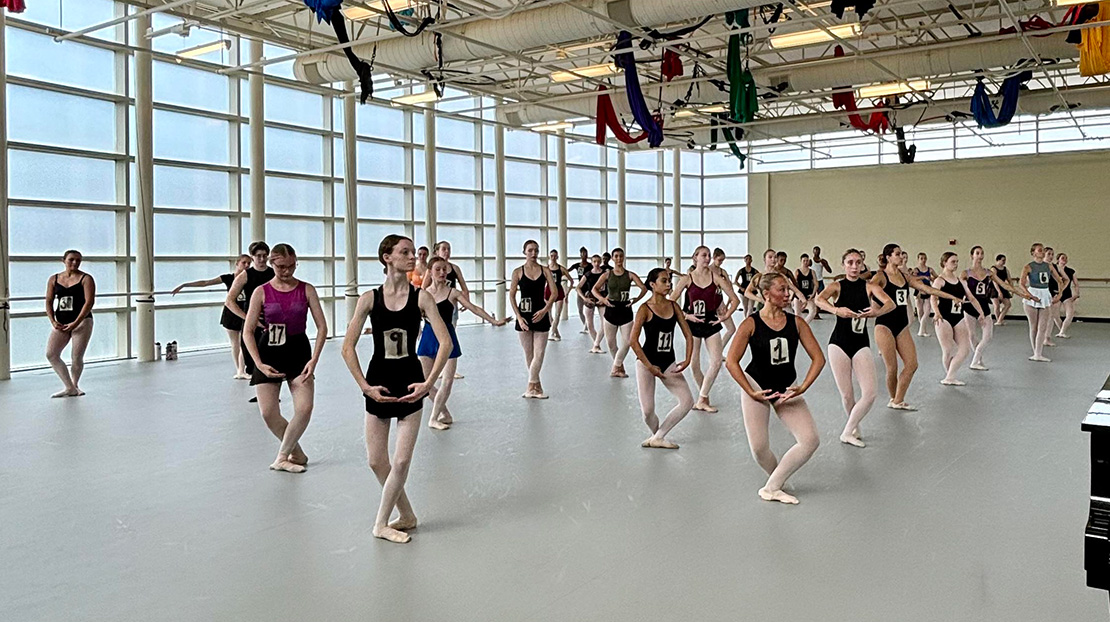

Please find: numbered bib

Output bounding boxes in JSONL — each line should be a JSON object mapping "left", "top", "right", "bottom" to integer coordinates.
{"left": 770, "top": 337, "right": 790, "bottom": 365}
{"left": 692, "top": 300, "right": 706, "bottom": 316}
{"left": 975, "top": 282, "right": 987, "bottom": 296}
{"left": 1039, "top": 272, "right": 1049, "bottom": 285}
{"left": 236, "top": 290, "right": 247, "bottom": 302}
{"left": 895, "top": 289, "right": 908, "bottom": 306}
{"left": 851, "top": 317, "right": 866, "bottom": 334}
{"left": 619, "top": 291, "right": 629, "bottom": 302}
{"left": 57, "top": 296, "right": 74, "bottom": 312}
{"left": 520, "top": 297, "right": 533, "bottom": 313}
{"left": 800, "top": 279, "right": 810, "bottom": 290}
{"left": 951, "top": 301, "right": 963, "bottom": 315}
{"left": 383, "top": 328, "right": 409, "bottom": 359}
{"left": 268, "top": 324, "right": 287, "bottom": 347}
{"left": 657, "top": 332, "right": 673, "bottom": 353}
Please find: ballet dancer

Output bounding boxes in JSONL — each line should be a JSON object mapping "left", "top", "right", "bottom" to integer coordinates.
{"left": 811, "top": 246, "right": 832, "bottom": 319}
{"left": 711, "top": 248, "right": 738, "bottom": 347}
{"left": 1055, "top": 253, "right": 1078, "bottom": 339}
{"left": 591, "top": 248, "right": 647, "bottom": 378}
{"left": 930, "top": 252, "right": 984, "bottom": 384}
{"left": 546, "top": 249, "right": 573, "bottom": 341}
{"left": 510, "top": 240, "right": 558, "bottom": 398}
{"left": 794, "top": 254, "right": 818, "bottom": 321}
{"left": 44, "top": 250, "right": 96, "bottom": 398}
{"left": 991, "top": 254, "right": 1013, "bottom": 325}
{"left": 912, "top": 252, "right": 936, "bottom": 337}
{"left": 1021, "top": 243, "right": 1067, "bottom": 362}
{"left": 964, "top": 246, "right": 1033, "bottom": 370}
{"left": 571, "top": 247, "right": 591, "bottom": 332}
{"left": 734, "top": 254, "right": 758, "bottom": 317}
{"left": 408, "top": 246, "right": 429, "bottom": 287}
{"left": 225, "top": 241, "right": 275, "bottom": 401}
{"left": 578, "top": 255, "right": 607, "bottom": 353}
{"left": 172, "top": 253, "right": 252, "bottom": 378}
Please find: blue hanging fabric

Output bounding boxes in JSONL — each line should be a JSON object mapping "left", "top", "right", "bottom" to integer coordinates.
{"left": 303, "top": 0, "right": 376, "bottom": 104}
{"left": 970, "top": 70, "right": 1033, "bottom": 128}
{"left": 613, "top": 31, "right": 665, "bottom": 148}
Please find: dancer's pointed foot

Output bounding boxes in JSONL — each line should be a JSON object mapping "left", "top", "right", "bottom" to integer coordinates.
{"left": 940, "top": 378, "right": 966, "bottom": 386}
{"left": 840, "top": 434, "right": 866, "bottom": 448}
{"left": 388, "top": 515, "right": 418, "bottom": 531}
{"left": 373, "top": 526, "right": 411, "bottom": 544}
{"left": 269, "top": 459, "right": 306, "bottom": 473}
{"left": 758, "top": 487, "right": 799, "bottom": 504}
{"left": 1029, "top": 355, "right": 1051, "bottom": 362}
{"left": 693, "top": 398, "right": 718, "bottom": 413}
{"left": 969, "top": 363, "right": 989, "bottom": 371}
{"left": 642, "top": 436, "right": 679, "bottom": 449}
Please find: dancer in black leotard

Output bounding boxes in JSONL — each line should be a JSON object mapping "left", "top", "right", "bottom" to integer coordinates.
{"left": 726, "top": 272, "right": 825, "bottom": 505}
{"left": 546, "top": 249, "right": 574, "bottom": 342}
{"left": 173, "top": 254, "right": 252, "bottom": 378}
{"left": 931, "top": 252, "right": 985, "bottom": 385}
{"left": 511, "top": 240, "right": 557, "bottom": 399}
{"left": 1054, "top": 252, "right": 1079, "bottom": 339}
{"left": 991, "top": 254, "right": 1013, "bottom": 325}
{"left": 342, "top": 234, "right": 453, "bottom": 545}
{"left": 963, "top": 245, "right": 1034, "bottom": 371}
{"left": 629, "top": 268, "right": 695, "bottom": 449}
{"left": 871, "top": 244, "right": 961, "bottom": 411}
{"left": 225, "top": 241, "right": 275, "bottom": 389}
{"left": 734, "top": 254, "right": 758, "bottom": 318}
{"left": 794, "top": 254, "right": 818, "bottom": 321}
{"left": 45, "top": 250, "right": 96, "bottom": 398}
{"left": 592, "top": 248, "right": 647, "bottom": 378}
{"left": 815, "top": 249, "right": 894, "bottom": 448}
{"left": 571, "top": 247, "right": 591, "bottom": 333}
{"left": 578, "top": 255, "right": 607, "bottom": 353}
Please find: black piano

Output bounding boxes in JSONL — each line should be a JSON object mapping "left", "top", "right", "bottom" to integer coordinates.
{"left": 1082, "top": 373, "right": 1110, "bottom": 591}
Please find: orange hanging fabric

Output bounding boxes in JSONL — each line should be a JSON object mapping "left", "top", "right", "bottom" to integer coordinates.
{"left": 1079, "top": 2, "right": 1110, "bottom": 77}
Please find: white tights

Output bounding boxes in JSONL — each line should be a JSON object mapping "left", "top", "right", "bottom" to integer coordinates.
{"left": 635, "top": 362, "right": 694, "bottom": 441}
{"left": 828, "top": 344, "right": 877, "bottom": 438}
{"left": 739, "top": 373, "right": 820, "bottom": 493}
{"left": 690, "top": 332, "right": 724, "bottom": 401}
{"left": 604, "top": 320, "right": 633, "bottom": 370}
{"left": 518, "top": 330, "right": 549, "bottom": 384}
{"left": 935, "top": 318, "right": 972, "bottom": 381}
{"left": 969, "top": 314, "right": 994, "bottom": 368}
{"left": 1023, "top": 304, "right": 1053, "bottom": 359}
{"left": 585, "top": 305, "right": 602, "bottom": 348}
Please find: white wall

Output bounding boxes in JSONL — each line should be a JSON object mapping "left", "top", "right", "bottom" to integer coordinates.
{"left": 748, "top": 150, "right": 1110, "bottom": 318}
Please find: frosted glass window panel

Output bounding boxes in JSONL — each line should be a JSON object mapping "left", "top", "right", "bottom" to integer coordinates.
{"left": 153, "top": 61, "right": 228, "bottom": 111}
{"left": 6, "top": 30, "right": 117, "bottom": 92}
{"left": 240, "top": 122, "right": 251, "bottom": 167}
{"left": 13, "top": 314, "right": 118, "bottom": 369}
{"left": 626, "top": 151, "right": 659, "bottom": 171}
{"left": 436, "top": 89, "right": 476, "bottom": 113}
{"left": 294, "top": 260, "right": 326, "bottom": 287}
{"left": 680, "top": 150, "right": 702, "bottom": 175}
{"left": 703, "top": 149, "right": 744, "bottom": 175}
{"left": 567, "top": 141, "right": 602, "bottom": 165}
{"left": 357, "top": 185, "right": 406, "bottom": 220}
{"left": 627, "top": 259, "right": 657, "bottom": 275}
{"left": 506, "top": 228, "right": 541, "bottom": 257}
{"left": 438, "top": 191, "right": 477, "bottom": 223}
{"left": 268, "top": 218, "right": 325, "bottom": 256}
{"left": 151, "top": 14, "right": 229, "bottom": 60}
{"left": 703, "top": 176, "right": 748, "bottom": 205}
{"left": 704, "top": 233, "right": 748, "bottom": 256}
{"left": 483, "top": 158, "right": 496, "bottom": 192}
{"left": 626, "top": 173, "right": 659, "bottom": 202}
{"left": 358, "top": 142, "right": 405, "bottom": 182}
{"left": 23, "top": 0, "right": 116, "bottom": 40}
{"left": 8, "top": 86, "right": 116, "bottom": 152}
{"left": 334, "top": 217, "right": 346, "bottom": 256}
{"left": 155, "top": 213, "right": 229, "bottom": 256}
{"left": 681, "top": 233, "right": 701, "bottom": 257}
{"left": 505, "top": 161, "right": 542, "bottom": 194}
{"left": 358, "top": 224, "right": 402, "bottom": 255}
{"left": 664, "top": 208, "right": 673, "bottom": 230}
{"left": 436, "top": 117, "right": 476, "bottom": 150}
{"left": 334, "top": 138, "right": 345, "bottom": 178}
{"left": 681, "top": 207, "right": 701, "bottom": 231}
{"left": 357, "top": 104, "right": 406, "bottom": 141}
{"left": 334, "top": 182, "right": 346, "bottom": 215}
{"left": 413, "top": 149, "right": 426, "bottom": 186}
{"left": 608, "top": 230, "right": 620, "bottom": 251}
{"left": 412, "top": 112, "right": 424, "bottom": 144}
{"left": 439, "top": 225, "right": 478, "bottom": 254}
{"left": 266, "top": 177, "right": 324, "bottom": 215}
{"left": 483, "top": 195, "right": 496, "bottom": 223}
{"left": 483, "top": 227, "right": 497, "bottom": 257}
{"left": 413, "top": 224, "right": 426, "bottom": 247}
{"left": 9, "top": 260, "right": 117, "bottom": 312}
{"left": 155, "top": 111, "right": 230, "bottom": 165}
{"left": 265, "top": 128, "right": 323, "bottom": 174}
{"left": 265, "top": 85, "right": 323, "bottom": 127}
{"left": 10, "top": 205, "right": 116, "bottom": 255}
{"left": 8, "top": 151, "right": 117, "bottom": 204}
{"left": 567, "top": 201, "right": 601, "bottom": 228}
{"left": 608, "top": 203, "right": 617, "bottom": 228}
{"left": 358, "top": 261, "right": 381, "bottom": 286}
{"left": 568, "top": 230, "right": 602, "bottom": 254}
{"left": 506, "top": 130, "right": 541, "bottom": 158}
{"left": 704, "top": 206, "right": 748, "bottom": 231}
{"left": 263, "top": 44, "right": 296, "bottom": 80}
{"left": 567, "top": 167, "right": 603, "bottom": 199}
{"left": 437, "top": 153, "right": 477, "bottom": 189}
{"left": 681, "top": 176, "right": 702, "bottom": 206}
{"left": 626, "top": 232, "right": 658, "bottom": 257}
{"left": 155, "top": 166, "right": 229, "bottom": 210}
{"left": 414, "top": 191, "right": 426, "bottom": 220}
{"left": 482, "top": 125, "right": 495, "bottom": 152}
{"left": 627, "top": 204, "right": 658, "bottom": 229}
{"left": 154, "top": 307, "right": 227, "bottom": 352}
{"left": 506, "top": 197, "right": 542, "bottom": 226}
{"left": 155, "top": 260, "right": 236, "bottom": 305}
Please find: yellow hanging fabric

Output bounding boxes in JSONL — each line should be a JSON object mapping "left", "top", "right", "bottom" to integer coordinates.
{"left": 1079, "top": 1, "right": 1110, "bottom": 77}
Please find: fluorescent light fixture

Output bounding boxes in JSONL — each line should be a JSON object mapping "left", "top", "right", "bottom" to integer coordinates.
{"left": 769, "top": 23, "right": 860, "bottom": 49}
{"left": 857, "top": 79, "right": 931, "bottom": 98}
{"left": 551, "top": 63, "right": 618, "bottom": 82}
{"left": 674, "top": 104, "right": 730, "bottom": 118}
{"left": 1054, "top": 0, "right": 1088, "bottom": 5}
{"left": 529, "top": 122, "right": 574, "bottom": 132}
{"left": 391, "top": 89, "right": 440, "bottom": 106}
{"left": 176, "top": 39, "right": 231, "bottom": 59}
{"left": 342, "top": 0, "right": 418, "bottom": 20}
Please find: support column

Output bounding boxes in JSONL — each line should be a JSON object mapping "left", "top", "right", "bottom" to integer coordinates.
{"left": 617, "top": 150, "right": 627, "bottom": 250}
{"left": 249, "top": 38, "right": 265, "bottom": 243}
{"left": 672, "top": 148, "right": 681, "bottom": 267}
{"left": 343, "top": 90, "right": 359, "bottom": 319}
{"left": 424, "top": 109, "right": 437, "bottom": 248}
{"left": 0, "top": 11, "right": 10, "bottom": 379}
{"left": 556, "top": 133, "right": 568, "bottom": 320}
{"left": 494, "top": 124, "right": 506, "bottom": 321}
{"left": 135, "top": 15, "right": 156, "bottom": 362}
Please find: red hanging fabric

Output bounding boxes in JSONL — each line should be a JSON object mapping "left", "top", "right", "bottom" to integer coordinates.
{"left": 832, "top": 46, "right": 890, "bottom": 134}
{"left": 596, "top": 86, "right": 649, "bottom": 145}
{"left": 999, "top": 14, "right": 1056, "bottom": 36}
{"left": 1, "top": 0, "right": 26, "bottom": 13}
{"left": 661, "top": 50, "right": 683, "bottom": 82}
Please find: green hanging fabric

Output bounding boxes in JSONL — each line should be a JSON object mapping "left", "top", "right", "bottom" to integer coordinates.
{"left": 725, "top": 10, "right": 758, "bottom": 124}
{"left": 710, "top": 114, "right": 747, "bottom": 170}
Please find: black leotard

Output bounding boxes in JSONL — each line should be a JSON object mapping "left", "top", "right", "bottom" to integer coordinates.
{"left": 1060, "top": 266, "right": 1076, "bottom": 302}
{"left": 640, "top": 303, "right": 678, "bottom": 370}
{"left": 795, "top": 269, "right": 815, "bottom": 298}
{"left": 582, "top": 271, "right": 603, "bottom": 300}
{"left": 53, "top": 274, "right": 90, "bottom": 325}
{"left": 937, "top": 278, "right": 966, "bottom": 328}
{"left": 745, "top": 312, "right": 800, "bottom": 395}
{"left": 963, "top": 270, "right": 994, "bottom": 320}
{"left": 240, "top": 266, "right": 276, "bottom": 374}
{"left": 829, "top": 278, "right": 870, "bottom": 357}
{"left": 739, "top": 267, "right": 757, "bottom": 290}
{"left": 874, "top": 272, "right": 911, "bottom": 337}
{"left": 516, "top": 268, "right": 551, "bottom": 332}
{"left": 365, "top": 284, "right": 425, "bottom": 419}
{"left": 220, "top": 273, "right": 246, "bottom": 331}
{"left": 995, "top": 266, "right": 1012, "bottom": 300}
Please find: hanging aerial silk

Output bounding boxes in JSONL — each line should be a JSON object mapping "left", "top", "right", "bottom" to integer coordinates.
{"left": 303, "top": 0, "right": 376, "bottom": 103}
{"left": 831, "top": 0, "right": 876, "bottom": 19}
{"left": 1, "top": 0, "right": 26, "bottom": 13}
{"left": 596, "top": 87, "right": 649, "bottom": 146}
{"left": 661, "top": 50, "right": 683, "bottom": 82}
{"left": 382, "top": 0, "right": 435, "bottom": 36}
{"left": 724, "top": 11, "right": 758, "bottom": 124}
{"left": 894, "top": 126, "right": 917, "bottom": 164}
{"left": 613, "top": 32, "right": 664, "bottom": 148}
{"left": 640, "top": 15, "right": 714, "bottom": 49}
{"left": 831, "top": 46, "right": 889, "bottom": 133}
{"left": 1080, "top": 2, "right": 1110, "bottom": 76}
{"left": 970, "top": 70, "right": 1032, "bottom": 128}
{"left": 709, "top": 115, "right": 746, "bottom": 170}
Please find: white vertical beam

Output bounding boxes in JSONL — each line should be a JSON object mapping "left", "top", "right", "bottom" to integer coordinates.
{"left": 343, "top": 88, "right": 359, "bottom": 320}
{"left": 249, "top": 39, "right": 265, "bottom": 243}
{"left": 135, "top": 14, "right": 156, "bottom": 362}
{"left": 424, "top": 109, "right": 437, "bottom": 248}
{"left": 556, "top": 133, "right": 568, "bottom": 320}
{"left": 617, "top": 149, "right": 627, "bottom": 250}
{"left": 672, "top": 148, "right": 681, "bottom": 267}
{"left": 494, "top": 124, "right": 506, "bottom": 321}
{"left": 0, "top": 11, "right": 10, "bottom": 380}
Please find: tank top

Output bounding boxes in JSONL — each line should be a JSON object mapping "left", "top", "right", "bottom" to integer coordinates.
{"left": 432, "top": 297, "right": 453, "bottom": 327}
{"left": 796, "top": 269, "right": 815, "bottom": 295}
{"left": 684, "top": 273, "right": 719, "bottom": 323}
{"left": 812, "top": 261, "right": 825, "bottom": 281}
{"left": 640, "top": 303, "right": 678, "bottom": 370}
{"left": 607, "top": 270, "right": 632, "bottom": 307}
{"left": 244, "top": 266, "right": 276, "bottom": 309}
{"left": 260, "top": 282, "right": 308, "bottom": 344}
{"left": 574, "top": 261, "right": 588, "bottom": 280}
{"left": 995, "top": 266, "right": 1010, "bottom": 284}
{"left": 829, "top": 278, "right": 870, "bottom": 350}
{"left": 583, "top": 270, "right": 604, "bottom": 298}
{"left": 518, "top": 269, "right": 546, "bottom": 317}
{"left": 445, "top": 267, "right": 459, "bottom": 289}
{"left": 740, "top": 267, "right": 757, "bottom": 289}
{"left": 965, "top": 269, "right": 992, "bottom": 309}
{"left": 883, "top": 272, "right": 912, "bottom": 309}
{"left": 367, "top": 285, "right": 423, "bottom": 409}
{"left": 221, "top": 274, "right": 247, "bottom": 310}
{"left": 915, "top": 267, "right": 931, "bottom": 281}
{"left": 938, "top": 278, "right": 966, "bottom": 323}
{"left": 745, "top": 312, "right": 800, "bottom": 395}
{"left": 1061, "top": 266, "right": 1076, "bottom": 298}
{"left": 53, "top": 273, "right": 90, "bottom": 325}
{"left": 408, "top": 268, "right": 424, "bottom": 287}
{"left": 1028, "top": 261, "right": 1051, "bottom": 289}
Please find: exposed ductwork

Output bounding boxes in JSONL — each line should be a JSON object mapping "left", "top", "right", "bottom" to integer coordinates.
{"left": 293, "top": 0, "right": 767, "bottom": 84}
{"left": 496, "top": 34, "right": 1082, "bottom": 126}
{"left": 624, "top": 83, "right": 1110, "bottom": 149}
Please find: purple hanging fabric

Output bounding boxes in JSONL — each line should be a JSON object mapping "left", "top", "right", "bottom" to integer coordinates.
{"left": 613, "top": 31, "right": 664, "bottom": 148}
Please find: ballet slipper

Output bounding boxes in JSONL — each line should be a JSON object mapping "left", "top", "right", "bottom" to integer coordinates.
{"left": 693, "top": 399, "right": 718, "bottom": 413}
{"left": 51, "top": 388, "right": 78, "bottom": 398}
{"left": 1029, "top": 355, "right": 1051, "bottom": 362}
{"left": 839, "top": 434, "right": 866, "bottom": 448}
{"left": 428, "top": 419, "right": 450, "bottom": 430}
{"left": 940, "top": 378, "right": 966, "bottom": 386}
{"left": 288, "top": 449, "right": 309, "bottom": 466}
{"left": 891, "top": 402, "right": 917, "bottom": 411}
{"left": 269, "top": 460, "right": 306, "bottom": 473}
{"left": 388, "top": 516, "right": 418, "bottom": 531}
{"left": 373, "top": 526, "right": 411, "bottom": 544}
{"left": 969, "top": 363, "right": 988, "bottom": 371}
{"left": 642, "top": 437, "right": 679, "bottom": 449}
{"left": 758, "top": 487, "right": 799, "bottom": 505}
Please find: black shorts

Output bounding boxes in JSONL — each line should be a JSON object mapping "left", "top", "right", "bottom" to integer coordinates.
{"left": 251, "top": 333, "right": 312, "bottom": 385}
{"left": 365, "top": 358, "right": 425, "bottom": 419}
{"left": 603, "top": 305, "right": 633, "bottom": 327}
{"left": 220, "top": 307, "right": 244, "bottom": 332}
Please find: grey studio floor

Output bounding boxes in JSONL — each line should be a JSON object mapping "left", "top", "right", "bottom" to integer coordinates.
{"left": 2, "top": 315, "right": 1108, "bottom": 622}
